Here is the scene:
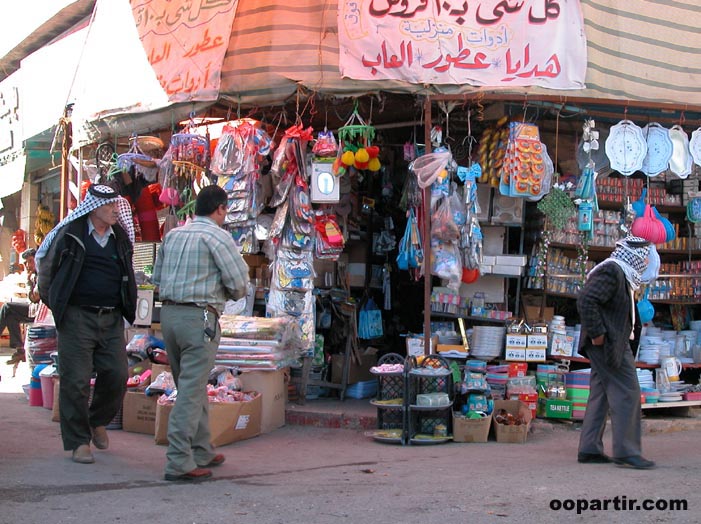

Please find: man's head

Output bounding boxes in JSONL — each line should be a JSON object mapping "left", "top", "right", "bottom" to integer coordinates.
{"left": 195, "top": 185, "right": 228, "bottom": 226}
{"left": 21, "top": 248, "right": 37, "bottom": 273}
{"left": 87, "top": 184, "right": 121, "bottom": 228}
{"left": 611, "top": 235, "right": 651, "bottom": 277}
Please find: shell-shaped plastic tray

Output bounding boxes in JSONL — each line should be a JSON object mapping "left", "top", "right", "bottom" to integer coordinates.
{"left": 605, "top": 120, "right": 647, "bottom": 176}
{"left": 689, "top": 127, "right": 701, "bottom": 168}
{"left": 669, "top": 125, "right": 692, "bottom": 178}
{"left": 641, "top": 123, "right": 673, "bottom": 177}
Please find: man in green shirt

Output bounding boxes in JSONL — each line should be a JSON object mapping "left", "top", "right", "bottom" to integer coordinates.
{"left": 153, "top": 184, "right": 250, "bottom": 481}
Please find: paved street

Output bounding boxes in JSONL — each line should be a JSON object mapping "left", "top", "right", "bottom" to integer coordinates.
{"left": 1, "top": 357, "right": 700, "bottom": 524}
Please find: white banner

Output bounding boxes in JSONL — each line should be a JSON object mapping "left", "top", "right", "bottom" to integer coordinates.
{"left": 131, "top": 0, "right": 239, "bottom": 102}
{"left": 338, "top": 0, "right": 587, "bottom": 89}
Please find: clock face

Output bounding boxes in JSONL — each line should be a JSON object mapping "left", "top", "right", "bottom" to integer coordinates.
{"left": 317, "top": 171, "right": 335, "bottom": 195}
{"left": 137, "top": 298, "right": 150, "bottom": 320}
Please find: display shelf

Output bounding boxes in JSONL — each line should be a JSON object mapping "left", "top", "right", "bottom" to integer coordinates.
{"left": 549, "top": 354, "right": 701, "bottom": 370}
{"left": 371, "top": 352, "right": 407, "bottom": 443}
{"left": 408, "top": 402, "right": 453, "bottom": 411}
{"left": 428, "top": 311, "right": 513, "bottom": 324}
{"left": 641, "top": 400, "right": 701, "bottom": 409}
{"left": 405, "top": 354, "right": 453, "bottom": 446}
{"left": 370, "top": 399, "right": 403, "bottom": 408}
{"left": 649, "top": 298, "right": 701, "bottom": 305}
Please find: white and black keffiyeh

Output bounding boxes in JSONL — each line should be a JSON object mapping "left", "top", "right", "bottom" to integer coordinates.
{"left": 36, "top": 184, "right": 135, "bottom": 262}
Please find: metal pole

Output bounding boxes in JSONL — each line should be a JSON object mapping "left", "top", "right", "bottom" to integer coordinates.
{"left": 59, "top": 106, "right": 72, "bottom": 220}
{"left": 423, "top": 96, "right": 432, "bottom": 355}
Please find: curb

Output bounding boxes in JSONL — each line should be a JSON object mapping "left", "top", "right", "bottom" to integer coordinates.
{"left": 285, "top": 406, "right": 701, "bottom": 435}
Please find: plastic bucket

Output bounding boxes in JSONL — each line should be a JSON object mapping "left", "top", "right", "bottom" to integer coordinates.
{"left": 40, "top": 375, "right": 55, "bottom": 409}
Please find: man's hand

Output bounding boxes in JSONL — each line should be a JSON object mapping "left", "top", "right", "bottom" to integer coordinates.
{"left": 592, "top": 334, "right": 605, "bottom": 346}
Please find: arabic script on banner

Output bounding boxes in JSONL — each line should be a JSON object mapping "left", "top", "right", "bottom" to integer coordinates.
{"left": 131, "top": 0, "right": 239, "bottom": 102}
{"left": 338, "top": 0, "right": 587, "bottom": 89}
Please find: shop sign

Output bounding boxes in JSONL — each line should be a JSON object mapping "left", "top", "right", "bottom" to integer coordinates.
{"left": 0, "top": 75, "right": 26, "bottom": 199}
{"left": 338, "top": 0, "right": 587, "bottom": 89}
{"left": 131, "top": 0, "right": 240, "bottom": 102}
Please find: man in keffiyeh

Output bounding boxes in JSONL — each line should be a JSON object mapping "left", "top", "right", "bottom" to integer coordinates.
{"left": 576, "top": 235, "right": 655, "bottom": 470}
{"left": 36, "top": 184, "right": 137, "bottom": 465}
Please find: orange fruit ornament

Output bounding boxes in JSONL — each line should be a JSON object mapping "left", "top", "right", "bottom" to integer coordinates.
{"left": 462, "top": 267, "right": 480, "bottom": 284}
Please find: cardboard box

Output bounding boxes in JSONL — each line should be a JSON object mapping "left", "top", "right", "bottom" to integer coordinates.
{"left": 492, "top": 264, "right": 523, "bottom": 276}
{"left": 154, "top": 394, "right": 262, "bottom": 446}
{"left": 527, "top": 334, "right": 548, "bottom": 349}
{"left": 492, "top": 399, "right": 532, "bottom": 444}
{"left": 505, "top": 334, "right": 527, "bottom": 349}
{"left": 436, "top": 344, "right": 467, "bottom": 354}
{"left": 504, "top": 348, "right": 526, "bottom": 361}
{"left": 509, "top": 392, "right": 538, "bottom": 419}
{"left": 538, "top": 398, "right": 572, "bottom": 419}
{"left": 122, "top": 391, "right": 159, "bottom": 434}
{"left": 239, "top": 369, "right": 287, "bottom": 433}
{"left": 331, "top": 353, "right": 377, "bottom": 385}
{"left": 525, "top": 348, "right": 547, "bottom": 362}
{"left": 495, "top": 255, "right": 527, "bottom": 266}
{"left": 523, "top": 305, "right": 554, "bottom": 324}
{"left": 151, "top": 363, "right": 172, "bottom": 379}
{"left": 507, "top": 363, "right": 528, "bottom": 377}
{"left": 347, "top": 263, "right": 366, "bottom": 288}
{"left": 406, "top": 335, "right": 438, "bottom": 357}
{"left": 453, "top": 412, "right": 492, "bottom": 443}
{"left": 549, "top": 332, "right": 574, "bottom": 357}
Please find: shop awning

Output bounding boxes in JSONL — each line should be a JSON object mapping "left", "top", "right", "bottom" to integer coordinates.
{"left": 0, "top": 152, "right": 27, "bottom": 199}
{"left": 218, "top": 0, "right": 701, "bottom": 109}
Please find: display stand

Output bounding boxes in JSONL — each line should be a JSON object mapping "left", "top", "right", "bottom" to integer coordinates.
{"left": 370, "top": 352, "right": 406, "bottom": 444}
{"left": 406, "top": 354, "right": 453, "bottom": 445}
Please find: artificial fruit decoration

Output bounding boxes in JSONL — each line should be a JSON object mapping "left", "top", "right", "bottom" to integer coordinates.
{"left": 461, "top": 267, "right": 480, "bottom": 284}
{"left": 355, "top": 147, "right": 370, "bottom": 163}
{"left": 341, "top": 150, "right": 355, "bottom": 166}
{"left": 368, "top": 157, "right": 382, "bottom": 172}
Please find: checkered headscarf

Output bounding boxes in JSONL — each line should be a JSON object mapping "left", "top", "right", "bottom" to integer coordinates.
{"left": 36, "top": 184, "right": 135, "bottom": 262}
{"left": 608, "top": 235, "right": 650, "bottom": 290}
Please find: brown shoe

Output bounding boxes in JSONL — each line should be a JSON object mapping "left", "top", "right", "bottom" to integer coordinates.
{"left": 91, "top": 426, "right": 109, "bottom": 450}
{"left": 164, "top": 468, "right": 212, "bottom": 481}
{"left": 199, "top": 454, "right": 225, "bottom": 468}
{"left": 72, "top": 444, "right": 95, "bottom": 464}
{"left": 6, "top": 349, "right": 25, "bottom": 366}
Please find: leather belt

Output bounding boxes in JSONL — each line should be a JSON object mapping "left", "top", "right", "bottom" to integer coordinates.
{"left": 78, "top": 305, "right": 118, "bottom": 315}
{"left": 161, "top": 300, "right": 219, "bottom": 318}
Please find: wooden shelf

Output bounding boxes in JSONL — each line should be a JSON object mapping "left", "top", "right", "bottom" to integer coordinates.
{"left": 642, "top": 400, "right": 701, "bottom": 409}
{"left": 550, "top": 355, "right": 701, "bottom": 370}
{"left": 649, "top": 298, "right": 701, "bottom": 305}
{"left": 429, "top": 311, "right": 513, "bottom": 324}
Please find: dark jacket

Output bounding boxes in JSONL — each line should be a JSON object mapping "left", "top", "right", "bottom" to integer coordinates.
{"left": 576, "top": 261, "right": 634, "bottom": 369}
{"left": 37, "top": 216, "right": 137, "bottom": 327}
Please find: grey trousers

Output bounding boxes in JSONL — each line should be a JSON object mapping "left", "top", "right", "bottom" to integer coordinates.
{"left": 578, "top": 345, "right": 642, "bottom": 459}
{"left": 58, "top": 305, "right": 127, "bottom": 451}
{"left": 161, "top": 305, "right": 220, "bottom": 476}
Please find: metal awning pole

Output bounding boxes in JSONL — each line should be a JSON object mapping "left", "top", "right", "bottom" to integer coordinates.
{"left": 59, "top": 106, "right": 72, "bottom": 220}
{"left": 423, "top": 96, "right": 432, "bottom": 355}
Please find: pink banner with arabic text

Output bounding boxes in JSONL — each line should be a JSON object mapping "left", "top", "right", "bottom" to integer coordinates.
{"left": 131, "top": 0, "right": 239, "bottom": 102}
{"left": 338, "top": 0, "right": 587, "bottom": 90}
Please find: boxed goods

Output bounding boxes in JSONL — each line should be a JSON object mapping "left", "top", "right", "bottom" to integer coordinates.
{"left": 453, "top": 412, "right": 492, "bottom": 443}
{"left": 492, "top": 399, "right": 532, "bottom": 443}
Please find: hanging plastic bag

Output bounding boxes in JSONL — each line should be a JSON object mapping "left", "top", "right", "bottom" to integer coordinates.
{"left": 431, "top": 197, "right": 460, "bottom": 242}
{"left": 359, "top": 298, "right": 383, "bottom": 339}
{"left": 431, "top": 240, "right": 462, "bottom": 290}
{"left": 396, "top": 209, "right": 422, "bottom": 270}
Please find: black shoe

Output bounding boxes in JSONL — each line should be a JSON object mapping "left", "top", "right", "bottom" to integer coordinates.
{"left": 613, "top": 456, "right": 656, "bottom": 469}
{"left": 578, "top": 452, "right": 611, "bottom": 464}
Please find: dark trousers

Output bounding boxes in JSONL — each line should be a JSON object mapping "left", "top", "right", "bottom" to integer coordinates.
{"left": 0, "top": 302, "right": 33, "bottom": 349}
{"left": 57, "top": 305, "right": 128, "bottom": 451}
{"left": 578, "top": 345, "right": 642, "bottom": 459}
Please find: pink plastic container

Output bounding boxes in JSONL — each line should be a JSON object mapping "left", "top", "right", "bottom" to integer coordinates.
{"left": 40, "top": 375, "right": 54, "bottom": 409}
